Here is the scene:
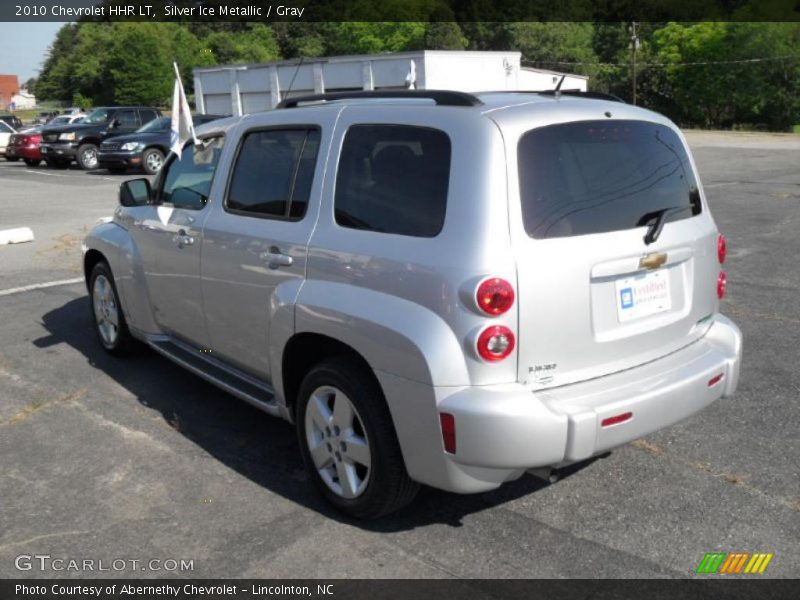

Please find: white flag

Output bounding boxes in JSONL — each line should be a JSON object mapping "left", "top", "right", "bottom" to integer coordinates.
{"left": 170, "top": 62, "right": 197, "bottom": 158}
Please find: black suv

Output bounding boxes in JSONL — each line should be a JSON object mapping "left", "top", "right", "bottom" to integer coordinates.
{"left": 98, "top": 114, "right": 223, "bottom": 175}
{"left": 39, "top": 106, "right": 161, "bottom": 170}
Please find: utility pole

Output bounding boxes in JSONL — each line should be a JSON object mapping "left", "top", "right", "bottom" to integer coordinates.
{"left": 629, "top": 21, "right": 639, "bottom": 105}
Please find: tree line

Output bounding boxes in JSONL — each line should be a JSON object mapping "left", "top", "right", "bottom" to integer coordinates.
{"left": 33, "top": 22, "right": 800, "bottom": 131}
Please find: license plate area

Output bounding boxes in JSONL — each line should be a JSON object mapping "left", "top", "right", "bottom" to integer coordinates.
{"left": 615, "top": 270, "right": 671, "bottom": 323}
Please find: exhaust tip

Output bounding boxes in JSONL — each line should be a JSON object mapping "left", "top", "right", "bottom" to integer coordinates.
{"left": 528, "top": 467, "right": 560, "bottom": 484}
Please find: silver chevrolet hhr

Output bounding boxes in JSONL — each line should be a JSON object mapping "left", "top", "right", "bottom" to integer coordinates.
{"left": 83, "top": 90, "right": 742, "bottom": 518}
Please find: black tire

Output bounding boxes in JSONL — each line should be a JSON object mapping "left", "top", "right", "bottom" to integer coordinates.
{"left": 23, "top": 158, "right": 41, "bottom": 167}
{"left": 5, "top": 155, "right": 19, "bottom": 162}
{"left": 141, "top": 147, "right": 165, "bottom": 175}
{"left": 295, "top": 356, "right": 419, "bottom": 519}
{"left": 48, "top": 158, "right": 70, "bottom": 169}
{"left": 76, "top": 143, "right": 99, "bottom": 170}
{"left": 88, "top": 261, "right": 139, "bottom": 356}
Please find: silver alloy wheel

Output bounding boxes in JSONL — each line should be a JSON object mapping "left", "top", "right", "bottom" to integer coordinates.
{"left": 145, "top": 150, "right": 163, "bottom": 172}
{"left": 305, "top": 385, "right": 372, "bottom": 499}
{"left": 82, "top": 146, "right": 98, "bottom": 169}
{"left": 92, "top": 274, "right": 119, "bottom": 347}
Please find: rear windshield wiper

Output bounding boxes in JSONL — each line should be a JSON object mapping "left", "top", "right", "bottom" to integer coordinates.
{"left": 637, "top": 205, "right": 692, "bottom": 245}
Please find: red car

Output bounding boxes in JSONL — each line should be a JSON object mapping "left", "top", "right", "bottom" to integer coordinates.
{"left": 6, "top": 128, "right": 44, "bottom": 166}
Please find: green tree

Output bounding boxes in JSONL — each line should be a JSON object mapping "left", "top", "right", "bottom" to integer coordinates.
{"left": 203, "top": 24, "right": 280, "bottom": 64}
{"left": 36, "top": 24, "right": 80, "bottom": 102}
{"left": 652, "top": 22, "right": 800, "bottom": 129}
{"left": 425, "top": 22, "right": 468, "bottom": 50}
{"left": 107, "top": 23, "right": 173, "bottom": 105}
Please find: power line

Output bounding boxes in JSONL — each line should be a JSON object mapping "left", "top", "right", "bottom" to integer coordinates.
{"left": 525, "top": 54, "right": 800, "bottom": 68}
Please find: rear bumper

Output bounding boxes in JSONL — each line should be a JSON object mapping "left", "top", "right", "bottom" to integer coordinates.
{"left": 7, "top": 145, "right": 42, "bottom": 160}
{"left": 380, "top": 314, "right": 742, "bottom": 493}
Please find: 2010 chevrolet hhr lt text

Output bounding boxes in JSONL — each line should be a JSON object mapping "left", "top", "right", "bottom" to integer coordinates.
{"left": 83, "top": 90, "right": 742, "bottom": 518}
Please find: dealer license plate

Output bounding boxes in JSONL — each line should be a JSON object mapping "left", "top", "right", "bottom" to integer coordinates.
{"left": 615, "top": 270, "right": 671, "bottom": 323}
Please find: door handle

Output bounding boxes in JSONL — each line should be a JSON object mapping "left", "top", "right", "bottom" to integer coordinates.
{"left": 174, "top": 229, "right": 194, "bottom": 248}
{"left": 260, "top": 246, "right": 293, "bottom": 268}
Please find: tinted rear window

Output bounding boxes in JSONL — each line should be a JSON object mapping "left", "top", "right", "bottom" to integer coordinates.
{"left": 518, "top": 120, "right": 700, "bottom": 239}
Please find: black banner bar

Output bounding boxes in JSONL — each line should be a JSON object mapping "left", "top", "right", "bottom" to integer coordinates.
{"left": 1, "top": 579, "right": 798, "bottom": 600}
{"left": 1, "top": 0, "right": 799, "bottom": 22}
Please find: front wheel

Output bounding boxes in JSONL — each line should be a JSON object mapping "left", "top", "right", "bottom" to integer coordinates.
{"left": 296, "top": 357, "right": 419, "bottom": 519}
{"left": 24, "top": 158, "right": 41, "bottom": 167}
{"left": 89, "top": 262, "right": 138, "bottom": 355}
{"left": 77, "top": 143, "right": 98, "bottom": 170}
{"left": 142, "top": 148, "right": 165, "bottom": 175}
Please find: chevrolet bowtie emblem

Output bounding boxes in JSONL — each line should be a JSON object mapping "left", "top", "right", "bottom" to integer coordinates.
{"left": 639, "top": 252, "right": 667, "bottom": 270}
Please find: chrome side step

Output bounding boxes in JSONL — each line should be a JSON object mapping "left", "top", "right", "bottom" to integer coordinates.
{"left": 146, "top": 336, "right": 282, "bottom": 417}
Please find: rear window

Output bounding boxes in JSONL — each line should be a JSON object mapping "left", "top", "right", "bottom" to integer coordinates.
{"left": 334, "top": 124, "right": 451, "bottom": 238}
{"left": 518, "top": 120, "right": 701, "bottom": 239}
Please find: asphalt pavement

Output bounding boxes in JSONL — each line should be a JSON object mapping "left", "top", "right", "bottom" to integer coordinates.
{"left": 0, "top": 133, "right": 798, "bottom": 579}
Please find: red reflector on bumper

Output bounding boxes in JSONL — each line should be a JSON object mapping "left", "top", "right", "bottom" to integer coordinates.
{"left": 601, "top": 412, "right": 633, "bottom": 428}
{"left": 439, "top": 413, "right": 456, "bottom": 454}
{"left": 708, "top": 373, "right": 724, "bottom": 387}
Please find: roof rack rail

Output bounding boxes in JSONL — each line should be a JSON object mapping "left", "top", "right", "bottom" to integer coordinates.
{"left": 276, "top": 90, "right": 484, "bottom": 109}
{"left": 535, "top": 89, "right": 625, "bottom": 103}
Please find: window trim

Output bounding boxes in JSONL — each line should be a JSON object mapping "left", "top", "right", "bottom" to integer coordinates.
{"left": 155, "top": 134, "right": 226, "bottom": 211}
{"left": 222, "top": 124, "right": 321, "bottom": 223}
{"left": 333, "top": 122, "right": 452, "bottom": 239}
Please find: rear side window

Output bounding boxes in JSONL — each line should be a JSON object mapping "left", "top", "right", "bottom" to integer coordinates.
{"left": 334, "top": 124, "right": 451, "bottom": 238}
{"left": 139, "top": 109, "right": 158, "bottom": 124}
{"left": 226, "top": 128, "right": 319, "bottom": 220}
{"left": 115, "top": 110, "right": 139, "bottom": 127}
{"left": 518, "top": 120, "right": 701, "bottom": 239}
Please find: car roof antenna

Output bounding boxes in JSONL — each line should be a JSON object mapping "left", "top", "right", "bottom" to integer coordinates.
{"left": 554, "top": 75, "right": 566, "bottom": 100}
{"left": 282, "top": 56, "right": 305, "bottom": 103}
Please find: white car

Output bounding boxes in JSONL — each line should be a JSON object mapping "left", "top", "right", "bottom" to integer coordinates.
{"left": 0, "top": 120, "right": 15, "bottom": 156}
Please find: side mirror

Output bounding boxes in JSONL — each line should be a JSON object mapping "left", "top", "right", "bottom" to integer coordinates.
{"left": 119, "top": 179, "right": 152, "bottom": 207}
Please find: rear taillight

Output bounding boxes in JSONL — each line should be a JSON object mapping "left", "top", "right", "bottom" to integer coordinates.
{"left": 439, "top": 413, "right": 456, "bottom": 454}
{"left": 477, "top": 325, "right": 515, "bottom": 362}
{"left": 476, "top": 277, "right": 515, "bottom": 316}
{"left": 717, "top": 234, "right": 727, "bottom": 264}
{"left": 717, "top": 271, "right": 727, "bottom": 299}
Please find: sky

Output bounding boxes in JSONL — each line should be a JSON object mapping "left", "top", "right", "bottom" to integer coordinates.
{"left": 0, "top": 22, "right": 66, "bottom": 84}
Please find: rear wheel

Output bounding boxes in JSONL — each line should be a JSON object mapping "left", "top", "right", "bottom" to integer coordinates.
{"left": 295, "top": 357, "right": 419, "bottom": 519}
{"left": 77, "top": 143, "right": 98, "bottom": 170}
{"left": 89, "top": 262, "right": 138, "bottom": 356}
{"left": 5, "top": 155, "right": 19, "bottom": 162}
{"left": 142, "top": 148, "right": 165, "bottom": 175}
{"left": 23, "top": 158, "right": 41, "bottom": 167}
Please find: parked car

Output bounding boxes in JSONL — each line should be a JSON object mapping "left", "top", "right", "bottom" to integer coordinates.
{"left": 0, "top": 114, "right": 23, "bottom": 130}
{"left": 46, "top": 114, "right": 86, "bottom": 126}
{"left": 0, "top": 120, "right": 15, "bottom": 158}
{"left": 39, "top": 106, "right": 161, "bottom": 170}
{"left": 5, "top": 127, "right": 44, "bottom": 166}
{"left": 98, "top": 114, "right": 223, "bottom": 175}
{"left": 83, "top": 90, "right": 742, "bottom": 518}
